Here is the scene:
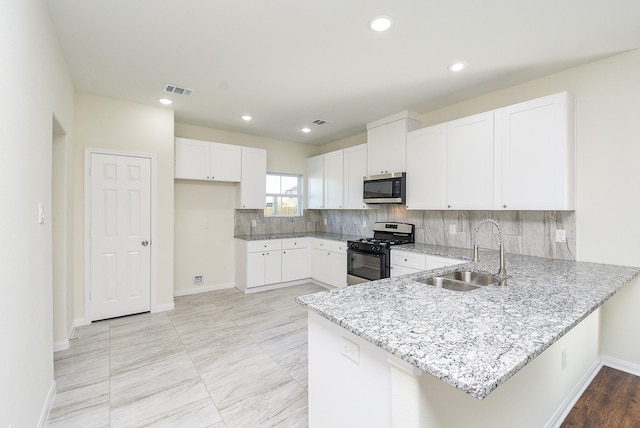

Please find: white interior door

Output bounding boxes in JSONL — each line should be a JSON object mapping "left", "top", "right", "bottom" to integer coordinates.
{"left": 89, "top": 153, "right": 151, "bottom": 321}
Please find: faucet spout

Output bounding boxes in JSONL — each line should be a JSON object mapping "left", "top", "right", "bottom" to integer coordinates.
{"left": 472, "top": 218, "right": 508, "bottom": 285}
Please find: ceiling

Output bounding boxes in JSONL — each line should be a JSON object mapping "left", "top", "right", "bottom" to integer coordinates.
{"left": 47, "top": 0, "right": 640, "bottom": 145}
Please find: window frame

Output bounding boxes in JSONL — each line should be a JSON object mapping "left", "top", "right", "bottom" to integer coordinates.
{"left": 264, "top": 172, "right": 303, "bottom": 217}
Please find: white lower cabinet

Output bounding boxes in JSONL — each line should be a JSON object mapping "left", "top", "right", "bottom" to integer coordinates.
{"left": 391, "top": 249, "right": 464, "bottom": 277}
{"left": 237, "top": 239, "right": 282, "bottom": 291}
{"left": 312, "top": 239, "right": 348, "bottom": 288}
{"left": 281, "top": 238, "right": 310, "bottom": 282}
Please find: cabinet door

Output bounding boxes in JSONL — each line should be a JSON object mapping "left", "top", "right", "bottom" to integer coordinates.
{"left": 210, "top": 142, "right": 241, "bottom": 182}
{"left": 237, "top": 147, "right": 267, "bottom": 209}
{"left": 343, "top": 144, "right": 368, "bottom": 209}
{"left": 307, "top": 155, "right": 324, "bottom": 209}
{"left": 495, "top": 92, "right": 573, "bottom": 210}
{"left": 406, "top": 124, "right": 444, "bottom": 209}
{"left": 282, "top": 248, "right": 310, "bottom": 282}
{"left": 390, "top": 265, "right": 421, "bottom": 277}
{"left": 312, "top": 248, "right": 332, "bottom": 284}
{"left": 247, "top": 251, "right": 266, "bottom": 288}
{"left": 445, "top": 111, "right": 495, "bottom": 210}
{"left": 331, "top": 252, "right": 347, "bottom": 288}
{"left": 264, "top": 251, "right": 282, "bottom": 285}
{"left": 323, "top": 150, "right": 344, "bottom": 209}
{"left": 175, "top": 138, "right": 210, "bottom": 180}
{"left": 367, "top": 119, "right": 408, "bottom": 175}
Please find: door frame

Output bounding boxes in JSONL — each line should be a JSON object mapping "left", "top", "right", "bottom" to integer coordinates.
{"left": 83, "top": 148, "right": 158, "bottom": 323}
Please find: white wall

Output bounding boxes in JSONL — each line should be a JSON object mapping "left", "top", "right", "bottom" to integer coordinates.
{"left": 73, "top": 93, "right": 175, "bottom": 319}
{"left": 173, "top": 123, "right": 317, "bottom": 294}
{"left": 0, "top": 1, "right": 74, "bottom": 426}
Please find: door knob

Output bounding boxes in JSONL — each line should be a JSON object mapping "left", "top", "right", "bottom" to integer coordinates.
{"left": 142, "top": 240, "right": 149, "bottom": 246}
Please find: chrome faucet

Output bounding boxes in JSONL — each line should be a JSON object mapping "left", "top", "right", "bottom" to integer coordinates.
{"left": 473, "top": 218, "right": 508, "bottom": 285}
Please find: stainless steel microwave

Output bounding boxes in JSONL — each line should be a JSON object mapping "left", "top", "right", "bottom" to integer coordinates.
{"left": 363, "top": 172, "right": 406, "bottom": 204}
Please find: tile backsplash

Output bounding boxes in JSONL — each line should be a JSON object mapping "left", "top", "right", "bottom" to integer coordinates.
{"left": 235, "top": 207, "right": 576, "bottom": 260}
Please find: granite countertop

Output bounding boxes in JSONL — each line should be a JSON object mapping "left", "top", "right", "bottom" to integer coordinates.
{"left": 296, "top": 246, "right": 640, "bottom": 399}
{"left": 234, "top": 231, "right": 362, "bottom": 242}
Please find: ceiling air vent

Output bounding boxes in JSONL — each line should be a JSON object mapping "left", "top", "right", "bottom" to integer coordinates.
{"left": 163, "top": 84, "right": 193, "bottom": 96}
{"left": 312, "top": 119, "right": 328, "bottom": 125}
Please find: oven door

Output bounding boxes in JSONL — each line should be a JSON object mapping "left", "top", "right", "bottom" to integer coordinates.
{"left": 347, "top": 249, "right": 388, "bottom": 285}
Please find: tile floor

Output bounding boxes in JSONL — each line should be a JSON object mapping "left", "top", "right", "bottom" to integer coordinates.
{"left": 47, "top": 283, "right": 326, "bottom": 428}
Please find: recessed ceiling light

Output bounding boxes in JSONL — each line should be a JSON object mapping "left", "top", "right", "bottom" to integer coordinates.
{"left": 241, "top": 115, "right": 252, "bottom": 121}
{"left": 369, "top": 16, "right": 393, "bottom": 32}
{"left": 447, "top": 62, "right": 468, "bottom": 72}
{"left": 158, "top": 98, "right": 173, "bottom": 105}
{"left": 301, "top": 127, "right": 311, "bottom": 133}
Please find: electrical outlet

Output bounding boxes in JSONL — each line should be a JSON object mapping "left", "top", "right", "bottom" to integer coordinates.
{"left": 324, "top": 218, "right": 328, "bottom": 226}
{"left": 251, "top": 220, "right": 257, "bottom": 228}
{"left": 204, "top": 221, "right": 209, "bottom": 230}
{"left": 340, "top": 336, "right": 360, "bottom": 364}
{"left": 362, "top": 220, "right": 367, "bottom": 228}
{"left": 449, "top": 224, "right": 457, "bottom": 234}
{"left": 562, "top": 349, "right": 567, "bottom": 370}
{"left": 556, "top": 229, "right": 567, "bottom": 243}
{"left": 192, "top": 274, "right": 204, "bottom": 286}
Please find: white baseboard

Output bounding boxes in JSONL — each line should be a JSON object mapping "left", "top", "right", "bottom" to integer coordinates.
{"left": 240, "top": 279, "right": 316, "bottom": 294}
{"left": 546, "top": 355, "right": 640, "bottom": 428}
{"left": 53, "top": 320, "right": 78, "bottom": 352}
{"left": 545, "top": 358, "right": 603, "bottom": 428}
{"left": 152, "top": 302, "right": 175, "bottom": 313}
{"left": 600, "top": 354, "right": 640, "bottom": 376}
{"left": 174, "top": 282, "right": 235, "bottom": 297}
{"left": 37, "top": 380, "right": 56, "bottom": 428}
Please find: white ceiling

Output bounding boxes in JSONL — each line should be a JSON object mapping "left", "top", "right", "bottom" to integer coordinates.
{"left": 47, "top": 0, "right": 640, "bottom": 144}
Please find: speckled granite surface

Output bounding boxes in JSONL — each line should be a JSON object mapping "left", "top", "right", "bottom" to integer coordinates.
{"left": 234, "top": 231, "right": 362, "bottom": 242}
{"left": 296, "top": 247, "right": 640, "bottom": 399}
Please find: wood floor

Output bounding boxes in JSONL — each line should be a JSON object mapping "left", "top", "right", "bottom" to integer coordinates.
{"left": 561, "top": 366, "right": 640, "bottom": 428}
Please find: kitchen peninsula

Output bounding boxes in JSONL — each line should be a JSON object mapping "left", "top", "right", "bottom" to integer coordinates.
{"left": 297, "top": 246, "right": 640, "bottom": 427}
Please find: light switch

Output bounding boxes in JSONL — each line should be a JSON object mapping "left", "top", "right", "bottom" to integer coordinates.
{"left": 38, "top": 203, "right": 45, "bottom": 224}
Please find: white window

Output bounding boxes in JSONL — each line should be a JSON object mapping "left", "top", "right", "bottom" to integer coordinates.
{"left": 265, "top": 173, "right": 303, "bottom": 217}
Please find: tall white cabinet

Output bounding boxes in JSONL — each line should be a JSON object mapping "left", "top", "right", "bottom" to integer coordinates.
{"left": 236, "top": 146, "right": 267, "bottom": 209}
{"left": 406, "top": 124, "right": 444, "bottom": 210}
{"left": 343, "top": 144, "right": 368, "bottom": 209}
{"left": 406, "top": 91, "right": 574, "bottom": 211}
{"left": 494, "top": 92, "right": 574, "bottom": 210}
{"left": 366, "top": 111, "right": 421, "bottom": 175}
{"left": 306, "top": 144, "right": 368, "bottom": 210}
{"left": 445, "top": 111, "right": 495, "bottom": 210}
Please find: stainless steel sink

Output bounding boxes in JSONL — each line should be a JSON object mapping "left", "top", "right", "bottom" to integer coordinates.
{"left": 439, "top": 270, "right": 500, "bottom": 286}
{"left": 415, "top": 270, "right": 503, "bottom": 292}
{"left": 418, "top": 276, "right": 480, "bottom": 292}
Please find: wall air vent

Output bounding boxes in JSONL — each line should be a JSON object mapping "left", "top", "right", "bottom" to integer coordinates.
{"left": 312, "top": 119, "right": 328, "bottom": 125}
{"left": 163, "top": 84, "right": 193, "bottom": 96}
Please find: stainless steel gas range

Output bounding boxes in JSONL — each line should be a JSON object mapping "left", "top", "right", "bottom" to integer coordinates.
{"left": 346, "top": 222, "right": 415, "bottom": 285}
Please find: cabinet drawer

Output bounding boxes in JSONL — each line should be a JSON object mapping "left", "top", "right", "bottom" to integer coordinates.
{"left": 424, "top": 255, "right": 465, "bottom": 269}
{"left": 313, "top": 239, "right": 332, "bottom": 251}
{"left": 282, "top": 237, "right": 309, "bottom": 250}
{"left": 391, "top": 250, "right": 426, "bottom": 270}
{"left": 331, "top": 241, "right": 347, "bottom": 254}
{"left": 247, "top": 239, "right": 281, "bottom": 252}
{"left": 390, "top": 265, "right": 421, "bottom": 277}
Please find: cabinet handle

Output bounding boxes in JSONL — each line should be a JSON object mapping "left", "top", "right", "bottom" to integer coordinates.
{"left": 206, "top": 176, "right": 210, "bottom": 179}
{"left": 448, "top": 205, "right": 451, "bottom": 208}
{"left": 503, "top": 204, "right": 507, "bottom": 208}
{"left": 211, "top": 176, "right": 215, "bottom": 180}
{"left": 404, "top": 258, "right": 408, "bottom": 262}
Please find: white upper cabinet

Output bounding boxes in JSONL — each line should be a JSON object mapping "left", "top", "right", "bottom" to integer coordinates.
{"left": 445, "top": 111, "right": 495, "bottom": 210}
{"left": 307, "top": 154, "right": 324, "bottom": 209}
{"left": 236, "top": 146, "right": 267, "bottom": 209}
{"left": 343, "top": 144, "right": 368, "bottom": 209}
{"left": 366, "top": 111, "right": 421, "bottom": 175}
{"left": 406, "top": 124, "right": 444, "bottom": 210}
{"left": 323, "top": 150, "right": 344, "bottom": 209}
{"left": 175, "top": 137, "right": 241, "bottom": 182}
{"left": 494, "top": 92, "right": 574, "bottom": 210}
